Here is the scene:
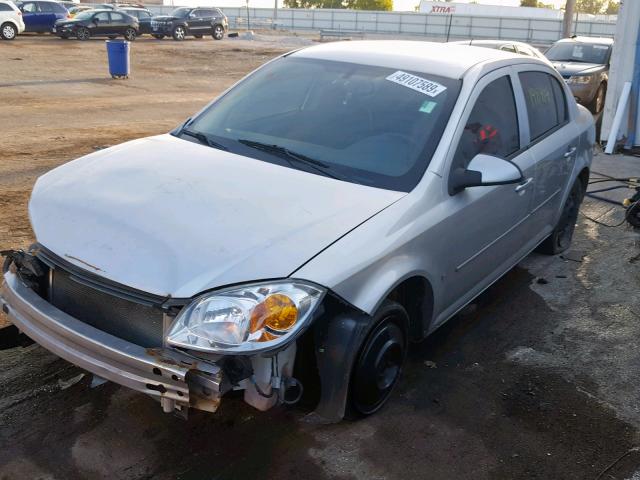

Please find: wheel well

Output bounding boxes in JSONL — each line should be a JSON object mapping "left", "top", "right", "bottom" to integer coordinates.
{"left": 385, "top": 276, "right": 433, "bottom": 341}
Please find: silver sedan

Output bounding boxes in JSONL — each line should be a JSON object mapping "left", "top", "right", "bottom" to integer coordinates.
{"left": 1, "top": 41, "right": 594, "bottom": 421}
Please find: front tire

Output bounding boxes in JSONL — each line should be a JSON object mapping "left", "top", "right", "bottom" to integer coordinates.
{"left": 537, "top": 178, "right": 584, "bottom": 255}
{"left": 589, "top": 83, "right": 606, "bottom": 114}
{"left": 172, "top": 25, "right": 186, "bottom": 41}
{"left": 347, "top": 301, "right": 408, "bottom": 417}
{"left": 76, "top": 27, "right": 90, "bottom": 41}
{"left": 1, "top": 22, "right": 17, "bottom": 40}
{"left": 212, "top": 24, "right": 224, "bottom": 40}
{"left": 124, "top": 28, "right": 136, "bottom": 41}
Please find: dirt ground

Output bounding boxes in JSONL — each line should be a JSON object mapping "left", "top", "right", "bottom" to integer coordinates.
{"left": 1, "top": 34, "right": 640, "bottom": 480}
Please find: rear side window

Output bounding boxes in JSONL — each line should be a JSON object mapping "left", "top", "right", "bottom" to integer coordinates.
{"left": 500, "top": 44, "right": 517, "bottom": 53}
{"left": 198, "top": 9, "right": 214, "bottom": 17}
{"left": 53, "top": 3, "right": 67, "bottom": 12}
{"left": 0, "top": 3, "right": 13, "bottom": 10}
{"left": 110, "top": 12, "right": 125, "bottom": 21}
{"left": 453, "top": 75, "right": 520, "bottom": 169}
{"left": 39, "top": 1, "right": 53, "bottom": 11}
{"left": 519, "top": 71, "right": 567, "bottom": 142}
{"left": 139, "top": 10, "right": 150, "bottom": 18}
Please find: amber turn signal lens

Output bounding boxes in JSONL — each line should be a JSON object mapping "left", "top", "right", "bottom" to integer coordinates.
{"left": 250, "top": 294, "right": 298, "bottom": 335}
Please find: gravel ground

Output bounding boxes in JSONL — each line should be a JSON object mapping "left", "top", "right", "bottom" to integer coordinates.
{"left": 1, "top": 34, "right": 640, "bottom": 480}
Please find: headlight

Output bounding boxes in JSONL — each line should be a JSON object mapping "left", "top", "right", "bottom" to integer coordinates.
{"left": 568, "top": 75, "right": 592, "bottom": 85}
{"left": 166, "top": 281, "right": 325, "bottom": 354}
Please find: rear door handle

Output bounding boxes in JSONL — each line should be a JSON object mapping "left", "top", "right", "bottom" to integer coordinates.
{"left": 515, "top": 177, "right": 533, "bottom": 193}
{"left": 564, "top": 146, "right": 577, "bottom": 158}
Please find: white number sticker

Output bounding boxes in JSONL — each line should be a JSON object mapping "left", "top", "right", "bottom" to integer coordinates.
{"left": 386, "top": 71, "right": 447, "bottom": 97}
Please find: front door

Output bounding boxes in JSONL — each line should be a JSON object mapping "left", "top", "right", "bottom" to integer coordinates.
{"left": 513, "top": 66, "right": 578, "bottom": 239}
{"left": 434, "top": 68, "right": 537, "bottom": 323}
{"left": 20, "top": 1, "right": 41, "bottom": 31}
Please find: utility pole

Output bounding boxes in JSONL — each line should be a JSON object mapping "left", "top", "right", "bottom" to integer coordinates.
{"left": 562, "top": 0, "right": 576, "bottom": 38}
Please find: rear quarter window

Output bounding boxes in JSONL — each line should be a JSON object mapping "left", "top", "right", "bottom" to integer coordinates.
{"left": 0, "top": 3, "right": 13, "bottom": 10}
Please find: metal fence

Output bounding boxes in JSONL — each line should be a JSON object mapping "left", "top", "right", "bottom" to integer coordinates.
{"left": 146, "top": 6, "right": 616, "bottom": 45}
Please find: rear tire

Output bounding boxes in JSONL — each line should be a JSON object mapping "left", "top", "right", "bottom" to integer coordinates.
{"left": 124, "top": 28, "right": 136, "bottom": 41}
{"left": 76, "top": 27, "right": 90, "bottom": 41}
{"left": 172, "top": 25, "right": 186, "bottom": 41}
{"left": 346, "top": 300, "right": 408, "bottom": 417}
{"left": 536, "top": 178, "right": 584, "bottom": 255}
{"left": 212, "top": 24, "right": 224, "bottom": 40}
{"left": 1, "top": 22, "right": 17, "bottom": 40}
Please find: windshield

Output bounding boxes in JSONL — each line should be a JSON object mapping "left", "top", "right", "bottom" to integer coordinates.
{"left": 186, "top": 57, "right": 460, "bottom": 191}
{"left": 170, "top": 7, "right": 190, "bottom": 17}
{"left": 545, "top": 42, "right": 610, "bottom": 64}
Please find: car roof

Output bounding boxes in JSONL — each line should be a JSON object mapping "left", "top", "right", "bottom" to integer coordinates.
{"left": 556, "top": 36, "right": 613, "bottom": 45}
{"left": 292, "top": 40, "right": 534, "bottom": 80}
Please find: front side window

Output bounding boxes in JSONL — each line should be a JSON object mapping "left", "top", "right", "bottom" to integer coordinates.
{"left": 94, "top": 11, "right": 109, "bottom": 22}
{"left": 452, "top": 75, "right": 520, "bottom": 170}
{"left": 519, "top": 71, "right": 567, "bottom": 142}
{"left": 545, "top": 42, "right": 611, "bottom": 65}
{"left": 171, "top": 7, "right": 190, "bottom": 18}
{"left": 22, "top": 3, "right": 39, "bottom": 13}
{"left": 186, "top": 57, "right": 461, "bottom": 192}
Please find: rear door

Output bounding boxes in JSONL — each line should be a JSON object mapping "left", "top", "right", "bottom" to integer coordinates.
{"left": 512, "top": 66, "right": 577, "bottom": 239}
{"left": 38, "top": 1, "right": 57, "bottom": 30}
{"left": 435, "top": 67, "right": 538, "bottom": 321}
{"left": 109, "top": 11, "right": 128, "bottom": 34}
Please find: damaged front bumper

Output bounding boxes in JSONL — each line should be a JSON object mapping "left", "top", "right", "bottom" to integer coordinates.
{"left": 0, "top": 270, "right": 226, "bottom": 415}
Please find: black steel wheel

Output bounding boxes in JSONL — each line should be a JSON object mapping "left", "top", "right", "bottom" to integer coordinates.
{"left": 348, "top": 301, "right": 408, "bottom": 417}
{"left": 537, "top": 178, "right": 584, "bottom": 255}
{"left": 76, "top": 27, "right": 90, "bottom": 41}
{"left": 212, "top": 24, "right": 224, "bottom": 40}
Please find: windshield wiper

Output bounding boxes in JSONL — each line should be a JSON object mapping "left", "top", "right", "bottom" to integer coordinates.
{"left": 178, "top": 128, "right": 228, "bottom": 151}
{"left": 238, "top": 139, "right": 341, "bottom": 180}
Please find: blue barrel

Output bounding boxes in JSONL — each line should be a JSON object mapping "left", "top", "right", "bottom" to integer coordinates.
{"left": 106, "top": 40, "right": 130, "bottom": 78}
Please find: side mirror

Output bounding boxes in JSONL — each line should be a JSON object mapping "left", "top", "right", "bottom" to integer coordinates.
{"left": 449, "top": 154, "right": 523, "bottom": 195}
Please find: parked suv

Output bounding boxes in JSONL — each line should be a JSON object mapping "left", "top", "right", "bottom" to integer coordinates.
{"left": 119, "top": 6, "right": 151, "bottom": 35}
{"left": 54, "top": 9, "right": 138, "bottom": 40}
{"left": 545, "top": 36, "right": 613, "bottom": 114}
{"left": 150, "top": 6, "right": 227, "bottom": 41}
{"left": 15, "top": 0, "right": 68, "bottom": 33}
{"left": 0, "top": 0, "right": 25, "bottom": 40}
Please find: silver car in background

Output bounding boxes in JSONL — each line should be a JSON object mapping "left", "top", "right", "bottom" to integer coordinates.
{"left": 0, "top": 41, "right": 594, "bottom": 422}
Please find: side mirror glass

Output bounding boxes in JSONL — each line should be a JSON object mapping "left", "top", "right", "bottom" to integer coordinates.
{"left": 449, "top": 154, "right": 523, "bottom": 194}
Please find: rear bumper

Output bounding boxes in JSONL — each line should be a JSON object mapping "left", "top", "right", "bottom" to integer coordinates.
{"left": 0, "top": 271, "right": 225, "bottom": 415}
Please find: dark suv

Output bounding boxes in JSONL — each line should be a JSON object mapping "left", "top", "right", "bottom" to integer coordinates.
{"left": 150, "top": 7, "right": 227, "bottom": 41}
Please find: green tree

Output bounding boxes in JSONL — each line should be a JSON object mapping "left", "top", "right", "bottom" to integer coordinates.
{"left": 520, "top": 0, "right": 539, "bottom": 6}
{"left": 347, "top": 0, "right": 392, "bottom": 10}
{"left": 604, "top": 0, "right": 619, "bottom": 14}
{"left": 283, "top": 0, "right": 342, "bottom": 8}
{"left": 575, "top": 0, "right": 607, "bottom": 14}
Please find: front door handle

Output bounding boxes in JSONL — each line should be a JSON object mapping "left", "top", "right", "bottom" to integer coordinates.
{"left": 515, "top": 177, "right": 533, "bottom": 193}
{"left": 564, "top": 146, "right": 577, "bottom": 158}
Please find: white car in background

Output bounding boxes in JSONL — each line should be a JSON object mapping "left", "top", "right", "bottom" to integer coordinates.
{"left": 451, "top": 39, "right": 554, "bottom": 68}
{"left": 0, "top": 0, "right": 25, "bottom": 39}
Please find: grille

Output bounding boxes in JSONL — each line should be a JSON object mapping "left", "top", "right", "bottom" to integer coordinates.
{"left": 50, "top": 268, "right": 165, "bottom": 347}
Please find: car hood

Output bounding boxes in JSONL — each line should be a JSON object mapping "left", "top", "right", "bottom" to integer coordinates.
{"left": 551, "top": 61, "right": 605, "bottom": 76}
{"left": 29, "top": 134, "right": 404, "bottom": 298}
